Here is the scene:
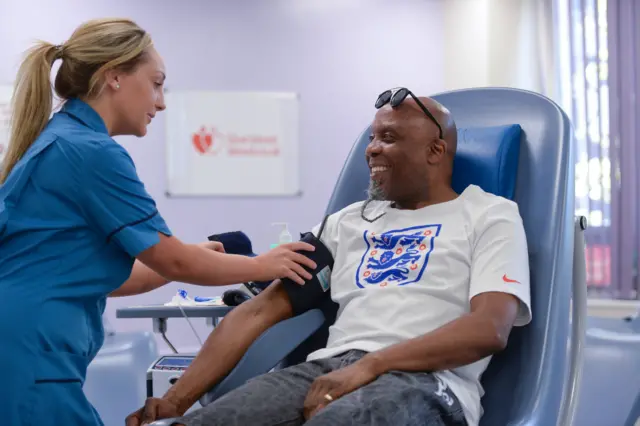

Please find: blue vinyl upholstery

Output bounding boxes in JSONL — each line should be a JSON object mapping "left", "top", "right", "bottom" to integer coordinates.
{"left": 451, "top": 124, "right": 522, "bottom": 199}
{"left": 151, "top": 87, "right": 583, "bottom": 426}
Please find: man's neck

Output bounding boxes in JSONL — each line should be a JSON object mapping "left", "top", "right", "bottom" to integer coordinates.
{"left": 392, "top": 185, "right": 459, "bottom": 210}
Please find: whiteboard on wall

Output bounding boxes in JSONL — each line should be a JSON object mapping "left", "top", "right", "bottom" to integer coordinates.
{"left": 165, "top": 90, "right": 300, "bottom": 197}
{"left": 0, "top": 85, "right": 12, "bottom": 165}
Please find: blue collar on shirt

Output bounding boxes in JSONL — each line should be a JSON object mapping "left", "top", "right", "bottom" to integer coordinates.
{"left": 61, "top": 98, "right": 109, "bottom": 135}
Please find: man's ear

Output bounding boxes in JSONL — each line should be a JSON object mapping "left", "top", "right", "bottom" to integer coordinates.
{"left": 427, "top": 139, "right": 447, "bottom": 164}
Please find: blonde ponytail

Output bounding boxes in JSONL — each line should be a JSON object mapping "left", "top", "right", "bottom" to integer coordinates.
{"left": 0, "top": 18, "right": 152, "bottom": 184}
{"left": 0, "top": 42, "right": 59, "bottom": 183}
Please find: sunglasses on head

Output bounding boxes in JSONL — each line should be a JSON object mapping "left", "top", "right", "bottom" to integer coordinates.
{"left": 375, "top": 87, "right": 444, "bottom": 140}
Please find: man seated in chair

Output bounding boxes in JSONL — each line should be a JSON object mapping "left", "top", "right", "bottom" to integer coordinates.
{"left": 127, "top": 90, "right": 531, "bottom": 426}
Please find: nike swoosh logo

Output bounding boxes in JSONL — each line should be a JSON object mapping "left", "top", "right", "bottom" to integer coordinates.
{"left": 502, "top": 274, "right": 520, "bottom": 284}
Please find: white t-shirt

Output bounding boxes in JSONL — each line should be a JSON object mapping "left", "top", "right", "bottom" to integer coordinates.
{"left": 306, "top": 184, "right": 531, "bottom": 426}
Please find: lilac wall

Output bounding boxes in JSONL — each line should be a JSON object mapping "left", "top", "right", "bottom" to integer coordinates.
{"left": 0, "top": 0, "right": 445, "bottom": 351}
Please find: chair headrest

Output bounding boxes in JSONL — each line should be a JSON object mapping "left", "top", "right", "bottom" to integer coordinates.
{"left": 451, "top": 124, "right": 522, "bottom": 200}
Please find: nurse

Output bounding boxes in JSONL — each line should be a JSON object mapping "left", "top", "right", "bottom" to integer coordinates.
{"left": 0, "top": 18, "right": 316, "bottom": 426}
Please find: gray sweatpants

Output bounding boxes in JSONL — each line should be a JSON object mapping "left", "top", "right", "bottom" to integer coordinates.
{"left": 172, "top": 350, "right": 468, "bottom": 426}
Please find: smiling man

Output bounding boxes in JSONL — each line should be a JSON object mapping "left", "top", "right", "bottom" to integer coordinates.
{"left": 127, "top": 89, "right": 532, "bottom": 426}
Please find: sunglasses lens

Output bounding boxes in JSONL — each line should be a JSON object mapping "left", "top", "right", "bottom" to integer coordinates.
{"left": 391, "top": 88, "right": 409, "bottom": 107}
{"left": 375, "top": 91, "right": 392, "bottom": 109}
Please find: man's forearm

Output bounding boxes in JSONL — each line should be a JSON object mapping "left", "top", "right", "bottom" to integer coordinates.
{"left": 362, "top": 312, "right": 507, "bottom": 376}
{"left": 163, "top": 283, "right": 294, "bottom": 414}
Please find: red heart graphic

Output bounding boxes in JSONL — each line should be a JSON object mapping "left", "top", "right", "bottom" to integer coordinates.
{"left": 193, "top": 127, "right": 214, "bottom": 154}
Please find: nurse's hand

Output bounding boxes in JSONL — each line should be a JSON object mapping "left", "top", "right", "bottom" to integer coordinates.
{"left": 125, "top": 397, "right": 181, "bottom": 426}
{"left": 198, "top": 240, "right": 225, "bottom": 253}
{"left": 254, "top": 241, "right": 317, "bottom": 285}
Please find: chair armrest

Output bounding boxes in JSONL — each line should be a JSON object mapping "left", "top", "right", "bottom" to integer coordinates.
{"left": 198, "top": 308, "right": 326, "bottom": 406}
{"left": 562, "top": 216, "right": 588, "bottom": 426}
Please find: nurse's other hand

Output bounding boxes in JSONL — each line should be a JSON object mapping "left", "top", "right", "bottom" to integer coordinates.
{"left": 255, "top": 241, "right": 317, "bottom": 285}
{"left": 198, "top": 240, "right": 225, "bottom": 253}
{"left": 125, "top": 397, "right": 181, "bottom": 426}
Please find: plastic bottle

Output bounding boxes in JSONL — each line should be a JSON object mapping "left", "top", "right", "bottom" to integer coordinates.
{"left": 270, "top": 222, "right": 292, "bottom": 249}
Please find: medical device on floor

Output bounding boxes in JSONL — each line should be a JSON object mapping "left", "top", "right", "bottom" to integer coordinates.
{"left": 147, "top": 354, "right": 201, "bottom": 413}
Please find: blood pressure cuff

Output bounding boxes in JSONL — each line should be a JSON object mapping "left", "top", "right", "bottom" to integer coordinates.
{"left": 281, "top": 231, "right": 335, "bottom": 316}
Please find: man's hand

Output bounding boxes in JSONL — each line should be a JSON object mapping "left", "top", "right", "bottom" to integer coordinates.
{"left": 303, "top": 359, "right": 379, "bottom": 420}
{"left": 125, "top": 397, "right": 181, "bottom": 426}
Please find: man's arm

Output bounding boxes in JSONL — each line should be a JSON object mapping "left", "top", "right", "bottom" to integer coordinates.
{"left": 302, "top": 292, "right": 520, "bottom": 420}
{"left": 127, "top": 277, "right": 315, "bottom": 426}
{"left": 167, "top": 281, "right": 293, "bottom": 413}
{"left": 361, "top": 292, "right": 518, "bottom": 375}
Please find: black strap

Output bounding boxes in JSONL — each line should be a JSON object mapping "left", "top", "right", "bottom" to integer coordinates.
{"left": 316, "top": 214, "right": 330, "bottom": 239}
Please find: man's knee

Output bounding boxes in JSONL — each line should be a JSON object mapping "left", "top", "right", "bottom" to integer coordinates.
{"left": 174, "top": 367, "right": 314, "bottom": 426}
{"left": 172, "top": 375, "right": 276, "bottom": 425}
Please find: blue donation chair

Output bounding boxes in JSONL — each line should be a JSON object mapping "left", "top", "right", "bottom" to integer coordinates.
{"left": 151, "top": 87, "right": 586, "bottom": 426}
{"left": 574, "top": 313, "right": 640, "bottom": 426}
{"left": 84, "top": 329, "right": 159, "bottom": 426}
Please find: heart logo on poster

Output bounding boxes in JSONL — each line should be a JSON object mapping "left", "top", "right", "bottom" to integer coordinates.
{"left": 192, "top": 126, "right": 224, "bottom": 155}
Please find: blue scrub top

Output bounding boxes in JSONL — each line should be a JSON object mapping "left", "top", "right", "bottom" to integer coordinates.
{"left": 0, "top": 99, "right": 172, "bottom": 424}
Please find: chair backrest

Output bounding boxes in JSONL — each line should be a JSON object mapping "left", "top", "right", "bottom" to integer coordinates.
{"left": 320, "top": 87, "right": 577, "bottom": 426}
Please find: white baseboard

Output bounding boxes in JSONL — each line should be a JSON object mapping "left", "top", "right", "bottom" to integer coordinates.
{"left": 587, "top": 299, "right": 640, "bottom": 318}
